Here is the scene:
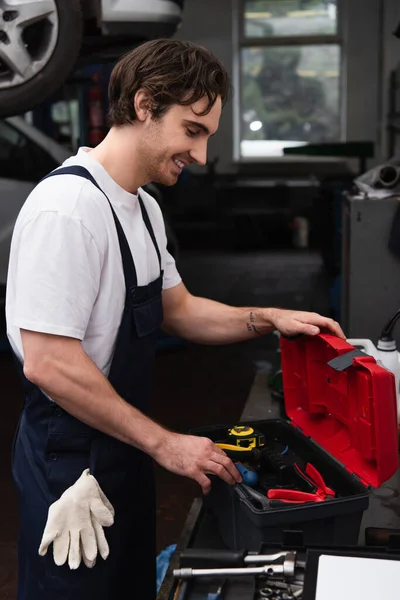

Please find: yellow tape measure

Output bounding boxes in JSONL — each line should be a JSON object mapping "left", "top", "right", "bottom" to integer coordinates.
{"left": 226, "top": 425, "right": 265, "bottom": 449}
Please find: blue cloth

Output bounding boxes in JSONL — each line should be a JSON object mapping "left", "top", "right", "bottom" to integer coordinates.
{"left": 156, "top": 544, "right": 177, "bottom": 593}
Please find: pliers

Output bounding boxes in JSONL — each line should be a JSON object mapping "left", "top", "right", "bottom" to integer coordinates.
{"left": 267, "top": 462, "right": 335, "bottom": 503}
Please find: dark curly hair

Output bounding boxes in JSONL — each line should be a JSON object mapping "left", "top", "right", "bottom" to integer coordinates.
{"left": 108, "top": 39, "right": 231, "bottom": 126}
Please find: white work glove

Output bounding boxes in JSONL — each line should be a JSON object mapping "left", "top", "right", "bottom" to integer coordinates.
{"left": 38, "top": 468, "right": 115, "bottom": 570}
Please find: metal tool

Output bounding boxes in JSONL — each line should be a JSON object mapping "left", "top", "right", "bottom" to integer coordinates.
{"left": 174, "top": 564, "right": 286, "bottom": 579}
{"left": 179, "top": 547, "right": 296, "bottom": 568}
{"left": 237, "top": 482, "right": 274, "bottom": 510}
{"left": 174, "top": 552, "right": 296, "bottom": 580}
{"left": 263, "top": 581, "right": 303, "bottom": 591}
{"left": 246, "top": 551, "right": 295, "bottom": 565}
{"left": 258, "top": 588, "right": 276, "bottom": 598}
{"left": 282, "top": 591, "right": 303, "bottom": 600}
{"left": 258, "top": 581, "right": 303, "bottom": 600}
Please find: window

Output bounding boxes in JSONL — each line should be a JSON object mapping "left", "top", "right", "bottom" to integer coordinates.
{"left": 0, "top": 120, "right": 58, "bottom": 181}
{"left": 238, "top": 0, "right": 341, "bottom": 158}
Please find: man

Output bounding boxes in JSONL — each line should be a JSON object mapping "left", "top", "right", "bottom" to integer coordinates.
{"left": 6, "top": 39, "right": 344, "bottom": 600}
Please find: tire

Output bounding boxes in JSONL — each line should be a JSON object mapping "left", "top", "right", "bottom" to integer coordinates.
{"left": 0, "top": 0, "right": 83, "bottom": 117}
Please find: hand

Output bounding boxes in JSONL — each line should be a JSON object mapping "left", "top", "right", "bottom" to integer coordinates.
{"left": 38, "top": 469, "right": 115, "bottom": 570}
{"left": 153, "top": 433, "right": 242, "bottom": 495}
{"left": 268, "top": 309, "right": 345, "bottom": 339}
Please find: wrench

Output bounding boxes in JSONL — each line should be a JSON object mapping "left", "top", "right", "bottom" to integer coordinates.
{"left": 180, "top": 547, "right": 296, "bottom": 567}
{"left": 174, "top": 561, "right": 290, "bottom": 579}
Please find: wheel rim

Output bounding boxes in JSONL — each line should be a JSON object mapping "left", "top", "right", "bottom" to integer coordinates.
{"left": 0, "top": 0, "right": 59, "bottom": 90}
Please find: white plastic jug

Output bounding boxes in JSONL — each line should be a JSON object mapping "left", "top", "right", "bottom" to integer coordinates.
{"left": 347, "top": 338, "right": 400, "bottom": 424}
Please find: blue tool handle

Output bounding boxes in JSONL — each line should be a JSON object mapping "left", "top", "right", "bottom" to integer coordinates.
{"left": 236, "top": 463, "right": 258, "bottom": 487}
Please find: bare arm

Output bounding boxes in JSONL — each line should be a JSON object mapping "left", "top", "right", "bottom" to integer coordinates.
{"left": 162, "top": 283, "right": 345, "bottom": 343}
{"left": 22, "top": 329, "right": 168, "bottom": 452}
{"left": 20, "top": 329, "right": 241, "bottom": 493}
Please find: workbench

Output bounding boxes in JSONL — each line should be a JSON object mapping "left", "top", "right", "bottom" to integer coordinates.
{"left": 156, "top": 372, "right": 400, "bottom": 600}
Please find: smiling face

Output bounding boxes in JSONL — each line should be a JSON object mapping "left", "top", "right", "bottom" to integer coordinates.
{"left": 137, "top": 95, "right": 222, "bottom": 186}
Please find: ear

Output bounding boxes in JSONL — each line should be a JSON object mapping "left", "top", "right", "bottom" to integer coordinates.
{"left": 134, "top": 89, "right": 152, "bottom": 122}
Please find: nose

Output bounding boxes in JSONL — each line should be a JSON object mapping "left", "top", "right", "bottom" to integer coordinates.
{"left": 189, "top": 139, "right": 208, "bottom": 167}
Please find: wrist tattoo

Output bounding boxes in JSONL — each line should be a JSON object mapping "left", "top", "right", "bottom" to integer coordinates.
{"left": 247, "top": 311, "right": 262, "bottom": 336}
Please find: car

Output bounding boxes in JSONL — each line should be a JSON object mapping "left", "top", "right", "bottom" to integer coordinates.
{"left": 0, "top": 0, "right": 184, "bottom": 117}
{"left": 0, "top": 115, "right": 178, "bottom": 304}
{"left": 0, "top": 115, "right": 70, "bottom": 296}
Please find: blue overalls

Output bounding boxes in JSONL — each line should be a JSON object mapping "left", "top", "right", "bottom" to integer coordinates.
{"left": 11, "top": 166, "right": 163, "bottom": 600}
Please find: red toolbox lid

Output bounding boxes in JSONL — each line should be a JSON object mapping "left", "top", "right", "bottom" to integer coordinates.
{"left": 280, "top": 334, "right": 399, "bottom": 488}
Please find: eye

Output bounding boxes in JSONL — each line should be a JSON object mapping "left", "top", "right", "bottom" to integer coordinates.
{"left": 186, "top": 128, "right": 199, "bottom": 138}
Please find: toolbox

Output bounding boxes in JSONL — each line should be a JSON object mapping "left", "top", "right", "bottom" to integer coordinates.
{"left": 192, "top": 334, "right": 399, "bottom": 551}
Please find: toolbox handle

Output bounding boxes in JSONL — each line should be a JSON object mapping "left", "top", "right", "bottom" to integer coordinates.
{"left": 327, "top": 349, "right": 370, "bottom": 371}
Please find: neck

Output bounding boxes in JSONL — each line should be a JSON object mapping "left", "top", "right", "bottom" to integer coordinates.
{"left": 88, "top": 126, "right": 148, "bottom": 194}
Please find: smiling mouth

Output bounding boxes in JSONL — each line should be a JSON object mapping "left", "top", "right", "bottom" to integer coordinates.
{"left": 173, "top": 158, "right": 185, "bottom": 170}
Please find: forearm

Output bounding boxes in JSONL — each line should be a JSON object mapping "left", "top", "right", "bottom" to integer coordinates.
{"left": 164, "top": 294, "right": 277, "bottom": 344}
{"left": 23, "top": 337, "right": 169, "bottom": 456}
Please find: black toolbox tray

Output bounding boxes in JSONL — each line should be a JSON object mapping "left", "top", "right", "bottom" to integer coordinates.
{"left": 192, "top": 419, "right": 369, "bottom": 550}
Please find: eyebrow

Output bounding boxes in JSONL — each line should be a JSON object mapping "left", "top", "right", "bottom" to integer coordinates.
{"left": 184, "top": 120, "right": 215, "bottom": 137}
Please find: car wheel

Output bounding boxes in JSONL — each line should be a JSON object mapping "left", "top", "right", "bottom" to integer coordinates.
{"left": 0, "top": 0, "right": 83, "bottom": 117}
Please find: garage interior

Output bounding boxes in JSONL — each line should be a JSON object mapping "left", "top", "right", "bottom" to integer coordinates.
{"left": 2, "top": 1, "right": 400, "bottom": 599}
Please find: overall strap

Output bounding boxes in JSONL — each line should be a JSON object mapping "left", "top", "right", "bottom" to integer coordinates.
{"left": 43, "top": 166, "right": 139, "bottom": 288}
{"left": 138, "top": 195, "right": 162, "bottom": 271}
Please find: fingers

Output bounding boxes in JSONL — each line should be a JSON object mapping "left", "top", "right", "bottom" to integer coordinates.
{"left": 93, "top": 518, "right": 110, "bottom": 561}
{"left": 306, "top": 318, "right": 345, "bottom": 339}
{"left": 298, "top": 323, "right": 320, "bottom": 336}
{"left": 187, "top": 439, "right": 243, "bottom": 493}
{"left": 38, "top": 527, "right": 56, "bottom": 557}
{"left": 68, "top": 529, "right": 81, "bottom": 570}
{"left": 90, "top": 497, "right": 114, "bottom": 527}
{"left": 80, "top": 525, "right": 97, "bottom": 564}
{"left": 53, "top": 529, "right": 70, "bottom": 566}
{"left": 324, "top": 319, "right": 345, "bottom": 339}
{"left": 208, "top": 452, "right": 242, "bottom": 484}
{"left": 204, "top": 459, "right": 242, "bottom": 486}
{"left": 290, "top": 314, "right": 345, "bottom": 339}
{"left": 194, "top": 472, "right": 212, "bottom": 495}
{"left": 81, "top": 541, "right": 96, "bottom": 569}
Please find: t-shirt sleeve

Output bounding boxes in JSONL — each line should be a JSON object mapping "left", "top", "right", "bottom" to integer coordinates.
{"left": 11, "top": 211, "right": 101, "bottom": 339}
{"left": 162, "top": 245, "right": 182, "bottom": 290}
{"left": 152, "top": 207, "right": 182, "bottom": 291}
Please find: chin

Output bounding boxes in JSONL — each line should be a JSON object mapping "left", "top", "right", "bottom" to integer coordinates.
{"left": 156, "top": 172, "right": 180, "bottom": 187}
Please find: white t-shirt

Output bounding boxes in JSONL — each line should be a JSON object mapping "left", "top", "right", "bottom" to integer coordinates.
{"left": 6, "top": 148, "right": 182, "bottom": 376}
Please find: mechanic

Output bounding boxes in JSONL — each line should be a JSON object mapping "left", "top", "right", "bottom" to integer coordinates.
{"left": 6, "top": 39, "right": 345, "bottom": 600}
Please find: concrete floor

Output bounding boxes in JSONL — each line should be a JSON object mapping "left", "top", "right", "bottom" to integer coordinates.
{"left": 0, "top": 249, "right": 334, "bottom": 598}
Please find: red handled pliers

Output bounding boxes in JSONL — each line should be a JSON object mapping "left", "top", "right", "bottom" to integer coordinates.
{"left": 267, "top": 462, "right": 335, "bottom": 503}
